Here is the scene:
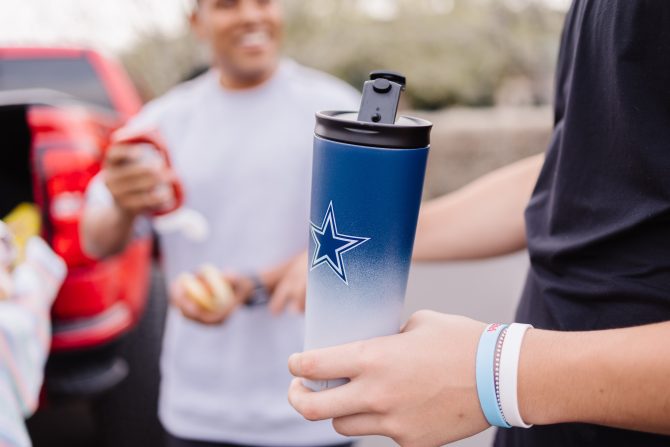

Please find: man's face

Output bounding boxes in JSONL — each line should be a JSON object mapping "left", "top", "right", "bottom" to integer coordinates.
{"left": 192, "top": 0, "right": 283, "bottom": 85}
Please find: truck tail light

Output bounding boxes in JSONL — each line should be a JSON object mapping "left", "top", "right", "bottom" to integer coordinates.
{"left": 36, "top": 145, "right": 99, "bottom": 267}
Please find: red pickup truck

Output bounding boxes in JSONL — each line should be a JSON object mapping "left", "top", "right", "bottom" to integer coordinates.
{"left": 0, "top": 47, "right": 152, "bottom": 397}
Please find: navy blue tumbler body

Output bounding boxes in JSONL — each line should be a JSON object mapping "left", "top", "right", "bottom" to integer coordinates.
{"left": 304, "top": 109, "right": 432, "bottom": 390}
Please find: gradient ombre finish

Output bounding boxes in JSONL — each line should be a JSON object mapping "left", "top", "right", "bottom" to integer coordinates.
{"left": 304, "top": 135, "right": 429, "bottom": 390}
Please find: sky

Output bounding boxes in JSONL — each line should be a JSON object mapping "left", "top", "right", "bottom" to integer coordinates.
{"left": 0, "top": 0, "right": 571, "bottom": 55}
{"left": 0, "top": 0, "right": 192, "bottom": 55}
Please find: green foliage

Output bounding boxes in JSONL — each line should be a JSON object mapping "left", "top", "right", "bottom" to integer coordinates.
{"left": 282, "top": 0, "right": 565, "bottom": 108}
{"left": 120, "top": 30, "right": 205, "bottom": 102}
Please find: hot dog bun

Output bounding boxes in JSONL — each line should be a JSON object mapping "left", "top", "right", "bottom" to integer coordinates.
{"left": 178, "top": 272, "right": 216, "bottom": 312}
{"left": 199, "top": 264, "right": 234, "bottom": 310}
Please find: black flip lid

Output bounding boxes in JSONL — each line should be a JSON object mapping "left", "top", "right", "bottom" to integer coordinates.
{"left": 315, "top": 71, "right": 432, "bottom": 149}
{"left": 315, "top": 111, "right": 432, "bottom": 149}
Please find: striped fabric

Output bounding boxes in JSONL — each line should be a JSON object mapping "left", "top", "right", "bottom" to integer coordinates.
{"left": 0, "top": 237, "right": 66, "bottom": 447}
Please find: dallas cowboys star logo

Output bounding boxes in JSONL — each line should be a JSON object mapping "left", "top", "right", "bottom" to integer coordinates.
{"left": 310, "top": 201, "right": 370, "bottom": 285}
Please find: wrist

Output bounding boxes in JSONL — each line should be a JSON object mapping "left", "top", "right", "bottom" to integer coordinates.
{"left": 257, "top": 270, "right": 278, "bottom": 293}
{"left": 114, "top": 202, "right": 141, "bottom": 222}
{"left": 244, "top": 274, "right": 270, "bottom": 307}
{"left": 517, "top": 328, "right": 579, "bottom": 426}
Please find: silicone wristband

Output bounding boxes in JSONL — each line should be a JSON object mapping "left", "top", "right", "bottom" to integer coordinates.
{"left": 476, "top": 323, "right": 511, "bottom": 428}
{"left": 499, "top": 323, "right": 534, "bottom": 428}
{"left": 494, "top": 326, "right": 508, "bottom": 420}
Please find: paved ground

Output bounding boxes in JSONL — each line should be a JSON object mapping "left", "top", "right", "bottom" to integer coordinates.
{"left": 27, "top": 266, "right": 167, "bottom": 447}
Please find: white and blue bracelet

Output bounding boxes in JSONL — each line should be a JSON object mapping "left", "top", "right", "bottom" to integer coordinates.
{"left": 476, "top": 322, "right": 534, "bottom": 429}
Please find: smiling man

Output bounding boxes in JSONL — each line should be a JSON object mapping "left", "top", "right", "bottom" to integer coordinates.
{"left": 81, "top": 0, "right": 359, "bottom": 446}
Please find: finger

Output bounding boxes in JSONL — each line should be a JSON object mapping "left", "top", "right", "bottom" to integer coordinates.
{"left": 268, "top": 279, "right": 292, "bottom": 315}
{"left": 224, "top": 274, "right": 254, "bottom": 305}
{"left": 172, "top": 288, "right": 201, "bottom": 316}
{"left": 197, "top": 299, "right": 238, "bottom": 324}
{"left": 332, "top": 413, "right": 386, "bottom": 438}
{"left": 169, "top": 279, "right": 185, "bottom": 304}
{"left": 288, "top": 298, "right": 302, "bottom": 314}
{"left": 163, "top": 168, "right": 180, "bottom": 185}
{"left": 118, "top": 192, "right": 162, "bottom": 214}
{"left": 282, "top": 273, "right": 307, "bottom": 314}
{"left": 175, "top": 291, "right": 229, "bottom": 325}
{"left": 291, "top": 281, "right": 307, "bottom": 313}
{"left": 105, "top": 163, "right": 160, "bottom": 188}
{"left": 288, "top": 343, "right": 364, "bottom": 380}
{"left": 110, "top": 172, "right": 162, "bottom": 197}
{"left": 288, "top": 377, "right": 369, "bottom": 421}
{"left": 171, "top": 284, "right": 208, "bottom": 317}
{"left": 172, "top": 277, "right": 237, "bottom": 325}
{"left": 148, "top": 186, "right": 175, "bottom": 207}
{"left": 196, "top": 309, "right": 232, "bottom": 325}
{"left": 105, "top": 144, "right": 141, "bottom": 167}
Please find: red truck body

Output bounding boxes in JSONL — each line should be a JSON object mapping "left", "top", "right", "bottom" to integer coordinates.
{"left": 0, "top": 47, "right": 153, "bottom": 395}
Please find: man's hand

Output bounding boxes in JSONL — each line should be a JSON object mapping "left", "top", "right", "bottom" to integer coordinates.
{"left": 288, "top": 311, "right": 489, "bottom": 446}
{"left": 268, "top": 251, "right": 308, "bottom": 315}
{"left": 103, "top": 144, "right": 175, "bottom": 216}
{"left": 170, "top": 272, "right": 254, "bottom": 325}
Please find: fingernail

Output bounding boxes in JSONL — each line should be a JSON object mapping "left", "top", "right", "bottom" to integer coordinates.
{"left": 288, "top": 353, "right": 301, "bottom": 375}
{"left": 290, "top": 302, "right": 301, "bottom": 314}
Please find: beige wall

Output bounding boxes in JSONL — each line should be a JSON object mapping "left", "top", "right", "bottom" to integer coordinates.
{"left": 416, "top": 106, "right": 552, "bottom": 199}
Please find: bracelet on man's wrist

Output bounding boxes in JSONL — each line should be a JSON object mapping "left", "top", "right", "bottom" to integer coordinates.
{"left": 245, "top": 274, "right": 270, "bottom": 307}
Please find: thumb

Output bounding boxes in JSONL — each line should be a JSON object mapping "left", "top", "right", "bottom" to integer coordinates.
{"left": 400, "top": 310, "right": 436, "bottom": 333}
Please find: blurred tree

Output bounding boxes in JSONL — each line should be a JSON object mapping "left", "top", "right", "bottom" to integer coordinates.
{"left": 120, "top": 30, "right": 205, "bottom": 102}
{"left": 282, "top": 0, "right": 565, "bottom": 108}
{"left": 120, "top": 0, "right": 565, "bottom": 108}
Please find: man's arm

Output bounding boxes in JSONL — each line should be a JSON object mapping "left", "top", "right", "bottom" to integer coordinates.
{"left": 288, "top": 311, "right": 670, "bottom": 446}
{"left": 413, "top": 153, "right": 544, "bottom": 261}
{"left": 81, "top": 205, "right": 138, "bottom": 259}
{"left": 81, "top": 144, "right": 173, "bottom": 259}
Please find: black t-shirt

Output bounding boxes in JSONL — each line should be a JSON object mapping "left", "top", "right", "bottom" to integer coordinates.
{"left": 496, "top": 1, "right": 670, "bottom": 446}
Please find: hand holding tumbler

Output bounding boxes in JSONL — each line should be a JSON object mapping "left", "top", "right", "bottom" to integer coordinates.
{"left": 303, "top": 71, "right": 432, "bottom": 390}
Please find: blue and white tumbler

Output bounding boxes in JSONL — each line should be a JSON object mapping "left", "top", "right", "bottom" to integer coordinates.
{"left": 303, "top": 71, "right": 433, "bottom": 390}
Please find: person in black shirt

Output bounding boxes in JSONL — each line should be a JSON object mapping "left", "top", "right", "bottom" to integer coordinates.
{"left": 286, "top": 1, "right": 670, "bottom": 446}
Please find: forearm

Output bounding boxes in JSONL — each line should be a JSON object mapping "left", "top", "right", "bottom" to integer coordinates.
{"left": 413, "top": 154, "right": 544, "bottom": 261}
{"left": 80, "top": 205, "right": 137, "bottom": 259}
{"left": 520, "top": 322, "right": 670, "bottom": 434}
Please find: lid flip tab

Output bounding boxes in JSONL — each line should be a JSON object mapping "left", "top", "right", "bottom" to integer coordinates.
{"left": 357, "top": 71, "right": 407, "bottom": 125}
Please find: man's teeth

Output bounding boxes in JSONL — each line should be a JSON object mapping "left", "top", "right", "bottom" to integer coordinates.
{"left": 240, "top": 32, "right": 269, "bottom": 46}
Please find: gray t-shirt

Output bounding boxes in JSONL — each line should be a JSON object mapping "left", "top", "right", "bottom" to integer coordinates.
{"left": 88, "top": 60, "right": 360, "bottom": 445}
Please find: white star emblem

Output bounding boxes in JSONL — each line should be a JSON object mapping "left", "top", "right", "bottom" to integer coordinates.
{"left": 310, "top": 201, "right": 370, "bottom": 284}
